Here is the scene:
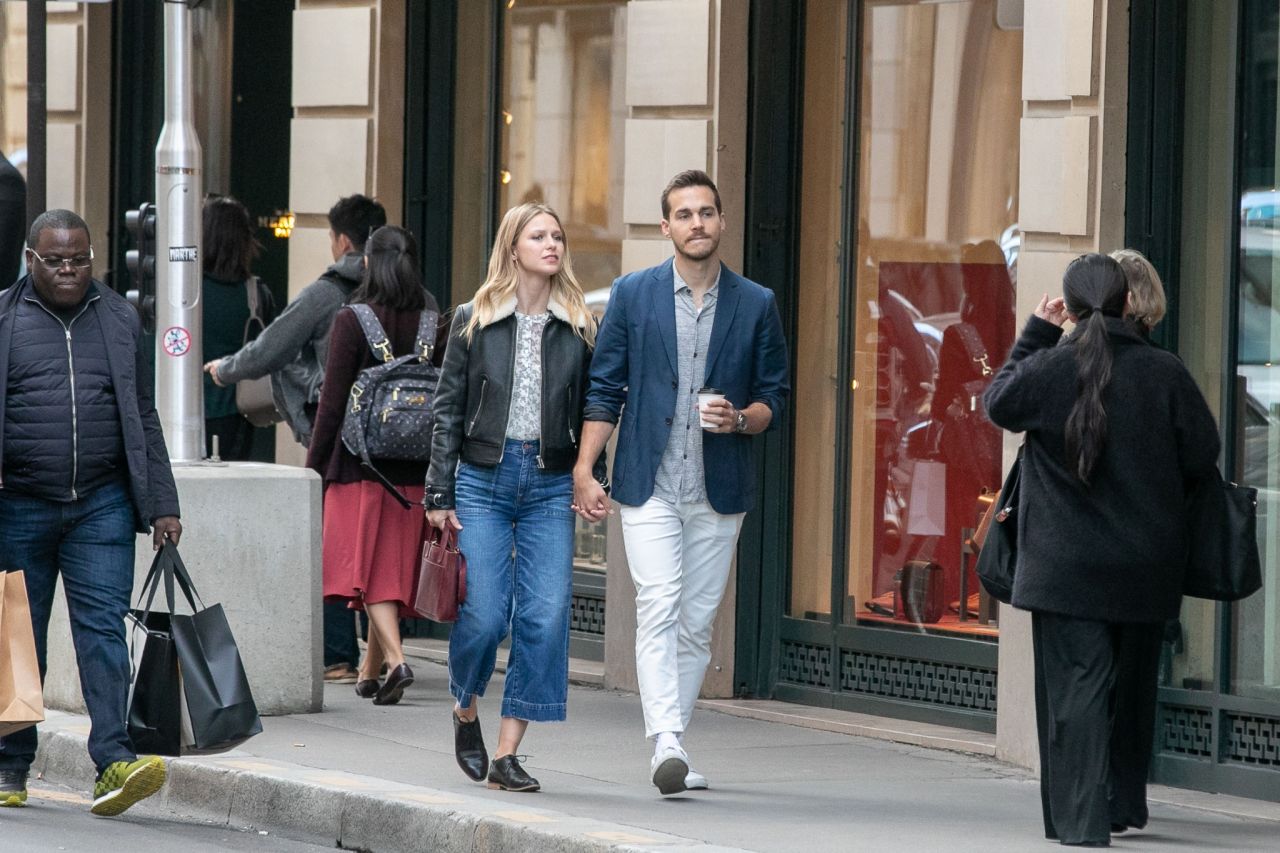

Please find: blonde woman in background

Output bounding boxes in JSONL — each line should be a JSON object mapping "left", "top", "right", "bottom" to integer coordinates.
{"left": 1111, "top": 249, "right": 1167, "bottom": 338}
{"left": 426, "top": 203, "right": 606, "bottom": 792}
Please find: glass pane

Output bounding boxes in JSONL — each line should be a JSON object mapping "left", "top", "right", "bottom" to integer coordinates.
{"left": 787, "top": 0, "right": 849, "bottom": 620}
{"left": 845, "top": 0, "right": 1021, "bottom": 638}
{"left": 1232, "top": 0, "right": 1280, "bottom": 700}
{"left": 499, "top": 2, "right": 627, "bottom": 575}
{"left": 1169, "top": 0, "right": 1235, "bottom": 692}
{"left": 499, "top": 2, "right": 626, "bottom": 292}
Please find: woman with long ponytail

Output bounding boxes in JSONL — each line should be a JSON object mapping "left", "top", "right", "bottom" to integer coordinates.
{"left": 307, "top": 225, "right": 444, "bottom": 706}
{"left": 984, "top": 253, "right": 1220, "bottom": 847}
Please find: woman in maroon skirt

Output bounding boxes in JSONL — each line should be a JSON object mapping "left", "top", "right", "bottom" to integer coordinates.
{"left": 307, "top": 225, "right": 443, "bottom": 705}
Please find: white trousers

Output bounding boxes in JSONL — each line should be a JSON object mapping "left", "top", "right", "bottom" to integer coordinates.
{"left": 620, "top": 497, "right": 744, "bottom": 738}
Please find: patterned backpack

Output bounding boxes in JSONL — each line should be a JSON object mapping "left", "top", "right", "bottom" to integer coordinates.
{"left": 340, "top": 304, "right": 440, "bottom": 507}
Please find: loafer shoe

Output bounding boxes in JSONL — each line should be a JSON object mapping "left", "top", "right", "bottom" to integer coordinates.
{"left": 354, "top": 678, "right": 380, "bottom": 699}
{"left": 685, "top": 768, "right": 708, "bottom": 790}
{"left": 373, "top": 663, "right": 414, "bottom": 705}
{"left": 487, "top": 755, "right": 540, "bottom": 792}
{"left": 454, "top": 711, "right": 489, "bottom": 781}
{"left": 650, "top": 745, "right": 688, "bottom": 796}
{"left": 323, "top": 663, "right": 358, "bottom": 684}
{"left": 0, "top": 768, "right": 28, "bottom": 807}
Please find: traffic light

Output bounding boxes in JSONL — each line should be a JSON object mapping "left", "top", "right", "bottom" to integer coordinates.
{"left": 125, "top": 202, "right": 157, "bottom": 332}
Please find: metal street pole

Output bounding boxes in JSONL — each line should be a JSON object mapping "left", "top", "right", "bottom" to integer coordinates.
{"left": 155, "top": 0, "right": 205, "bottom": 463}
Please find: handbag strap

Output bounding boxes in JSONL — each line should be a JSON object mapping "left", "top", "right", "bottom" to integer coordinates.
{"left": 953, "top": 323, "right": 993, "bottom": 378}
{"left": 136, "top": 542, "right": 200, "bottom": 626}
{"left": 414, "top": 310, "right": 439, "bottom": 362}
{"left": 348, "top": 303, "right": 395, "bottom": 363}
{"left": 241, "top": 278, "right": 266, "bottom": 346}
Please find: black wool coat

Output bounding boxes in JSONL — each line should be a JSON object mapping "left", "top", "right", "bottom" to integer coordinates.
{"left": 983, "top": 315, "right": 1221, "bottom": 624}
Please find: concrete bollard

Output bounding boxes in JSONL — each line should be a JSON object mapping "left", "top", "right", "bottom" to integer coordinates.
{"left": 41, "top": 462, "right": 324, "bottom": 716}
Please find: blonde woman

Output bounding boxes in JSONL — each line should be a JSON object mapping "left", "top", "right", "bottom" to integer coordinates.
{"left": 1110, "top": 248, "right": 1167, "bottom": 337}
{"left": 426, "top": 203, "right": 605, "bottom": 792}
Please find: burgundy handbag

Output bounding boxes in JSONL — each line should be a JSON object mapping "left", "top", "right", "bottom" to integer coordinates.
{"left": 414, "top": 526, "right": 467, "bottom": 622}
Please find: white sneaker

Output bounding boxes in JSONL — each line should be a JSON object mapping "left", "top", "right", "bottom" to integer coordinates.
{"left": 684, "top": 768, "right": 708, "bottom": 790}
{"left": 650, "top": 745, "right": 689, "bottom": 795}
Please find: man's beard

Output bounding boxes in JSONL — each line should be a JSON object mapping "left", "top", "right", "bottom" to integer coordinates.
{"left": 678, "top": 235, "right": 717, "bottom": 261}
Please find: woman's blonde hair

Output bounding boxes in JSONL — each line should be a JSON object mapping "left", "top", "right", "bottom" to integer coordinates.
{"left": 464, "top": 203, "right": 596, "bottom": 345}
{"left": 1110, "top": 248, "right": 1166, "bottom": 332}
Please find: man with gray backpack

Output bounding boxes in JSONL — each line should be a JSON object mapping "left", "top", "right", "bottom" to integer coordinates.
{"left": 306, "top": 225, "right": 445, "bottom": 705}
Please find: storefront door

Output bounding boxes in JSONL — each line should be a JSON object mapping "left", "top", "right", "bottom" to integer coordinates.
{"left": 1137, "top": 0, "right": 1280, "bottom": 801}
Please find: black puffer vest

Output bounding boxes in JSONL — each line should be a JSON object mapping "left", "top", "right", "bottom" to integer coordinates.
{"left": 3, "top": 292, "right": 125, "bottom": 500}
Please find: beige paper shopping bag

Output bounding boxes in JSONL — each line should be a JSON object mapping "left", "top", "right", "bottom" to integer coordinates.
{"left": 1, "top": 570, "right": 44, "bottom": 738}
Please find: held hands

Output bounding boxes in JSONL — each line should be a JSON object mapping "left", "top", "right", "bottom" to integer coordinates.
{"left": 700, "top": 398, "right": 738, "bottom": 434}
{"left": 203, "top": 359, "right": 225, "bottom": 387}
{"left": 153, "top": 516, "right": 183, "bottom": 551}
{"left": 426, "top": 509, "right": 462, "bottom": 531}
{"left": 571, "top": 469, "right": 611, "bottom": 523}
{"left": 1034, "top": 294, "right": 1069, "bottom": 327}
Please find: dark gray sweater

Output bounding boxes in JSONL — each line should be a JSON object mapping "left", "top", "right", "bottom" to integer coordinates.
{"left": 216, "top": 252, "right": 363, "bottom": 446}
{"left": 983, "top": 315, "right": 1221, "bottom": 623}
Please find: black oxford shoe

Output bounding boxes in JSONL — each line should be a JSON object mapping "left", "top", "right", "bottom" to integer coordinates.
{"left": 487, "top": 754, "right": 539, "bottom": 792}
{"left": 454, "top": 711, "right": 489, "bottom": 782}
{"left": 373, "top": 663, "right": 414, "bottom": 705}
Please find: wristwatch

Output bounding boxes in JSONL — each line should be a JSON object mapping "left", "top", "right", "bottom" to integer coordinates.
{"left": 733, "top": 409, "right": 748, "bottom": 433}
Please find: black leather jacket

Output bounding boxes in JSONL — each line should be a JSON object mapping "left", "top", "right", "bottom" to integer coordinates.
{"left": 425, "top": 302, "right": 605, "bottom": 508}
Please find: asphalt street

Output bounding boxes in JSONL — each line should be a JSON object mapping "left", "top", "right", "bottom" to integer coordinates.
{"left": 0, "top": 780, "right": 331, "bottom": 853}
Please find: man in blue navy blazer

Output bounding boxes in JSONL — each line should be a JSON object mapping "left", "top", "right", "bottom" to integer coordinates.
{"left": 573, "top": 170, "right": 789, "bottom": 796}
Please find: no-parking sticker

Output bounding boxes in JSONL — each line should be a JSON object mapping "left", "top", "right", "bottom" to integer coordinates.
{"left": 162, "top": 326, "right": 192, "bottom": 357}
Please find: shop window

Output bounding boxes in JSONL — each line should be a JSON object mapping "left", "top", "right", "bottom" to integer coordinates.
{"left": 499, "top": 1, "right": 627, "bottom": 577}
{"left": 842, "top": 0, "right": 1021, "bottom": 638}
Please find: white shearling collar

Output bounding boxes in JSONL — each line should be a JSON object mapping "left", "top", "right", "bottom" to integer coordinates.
{"left": 485, "top": 294, "right": 583, "bottom": 328}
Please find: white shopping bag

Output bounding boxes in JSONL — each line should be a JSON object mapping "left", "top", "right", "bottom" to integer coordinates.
{"left": 906, "top": 459, "right": 947, "bottom": 537}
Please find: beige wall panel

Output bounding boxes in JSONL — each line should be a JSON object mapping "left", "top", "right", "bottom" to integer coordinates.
{"left": 292, "top": 8, "right": 372, "bottom": 108}
{"left": 289, "top": 118, "right": 369, "bottom": 214}
{"left": 286, "top": 226, "right": 335, "bottom": 302}
{"left": 46, "top": 122, "right": 78, "bottom": 212}
{"left": 622, "top": 119, "right": 709, "bottom": 225}
{"left": 47, "top": 3, "right": 79, "bottom": 12}
{"left": 1015, "top": 250, "right": 1079, "bottom": 316}
{"left": 625, "top": 0, "right": 710, "bottom": 107}
{"left": 1023, "top": 0, "right": 1094, "bottom": 101}
{"left": 46, "top": 23, "right": 80, "bottom": 112}
{"left": 621, "top": 238, "right": 673, "bottom": 275}
{"left": 1018, "top": 116, "right": 1091, "bottom": 235}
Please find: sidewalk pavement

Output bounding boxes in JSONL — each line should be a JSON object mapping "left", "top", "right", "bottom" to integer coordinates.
{"left": 29, "top": 646, "right": 1280, "bottom": 853}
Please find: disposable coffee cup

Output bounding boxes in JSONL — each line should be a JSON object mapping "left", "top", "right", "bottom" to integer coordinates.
{"left": 697, "top": 387, "right": 726, "bottom": 429}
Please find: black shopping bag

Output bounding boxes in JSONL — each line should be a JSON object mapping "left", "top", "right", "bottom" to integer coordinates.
{"left": 127, "top": 543, "right": 262, "bottom": 756}
{"left": 126, "top": 550, "right": 187, "bottom": 756}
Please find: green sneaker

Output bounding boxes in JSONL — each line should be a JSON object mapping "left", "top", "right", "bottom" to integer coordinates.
{"left": 90, "top": 756, "right": 166, "bottom": 817}
{"left": 0, "top": 769, "right": 27, "bottom": 807}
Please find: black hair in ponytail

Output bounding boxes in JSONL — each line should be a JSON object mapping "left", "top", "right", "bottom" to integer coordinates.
{"left": 1062, "top": 253, "right": 1129, "bottom": 485}
{"left": 350, "top": 225, "right": 430, "bottom": 312}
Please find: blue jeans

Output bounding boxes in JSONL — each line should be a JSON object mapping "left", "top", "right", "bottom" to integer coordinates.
{"left": 448, "top": 439, "right": 574, "bottom": 722}
{"left": 0, "top": 480, "right": 138, "bottom": 775}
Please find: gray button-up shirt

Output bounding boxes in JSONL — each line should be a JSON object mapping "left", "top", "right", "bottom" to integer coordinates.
{"left": 652, "top": 261, "right": 720, "bottom": 504}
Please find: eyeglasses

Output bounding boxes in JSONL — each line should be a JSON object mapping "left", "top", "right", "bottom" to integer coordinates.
{"left": 28, "top": 247, "right": 94, "bottom": 271}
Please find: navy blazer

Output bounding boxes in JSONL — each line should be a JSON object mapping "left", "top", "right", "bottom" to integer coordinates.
{"left": 583, "top": 260, "right": 789, "bottom": 514}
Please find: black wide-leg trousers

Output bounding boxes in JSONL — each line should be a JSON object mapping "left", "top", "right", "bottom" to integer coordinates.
{"left": 1032, "top": 612, "right": 1164, "bottom": 846}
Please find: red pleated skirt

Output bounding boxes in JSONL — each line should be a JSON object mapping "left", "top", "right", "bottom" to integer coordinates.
{"left": 322, "top": 480, "right": 425, "bottom": 617}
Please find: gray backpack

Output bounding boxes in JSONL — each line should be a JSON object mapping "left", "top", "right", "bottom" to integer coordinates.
{"left": 340, "top": 304, "right": 440, "bottom": 507}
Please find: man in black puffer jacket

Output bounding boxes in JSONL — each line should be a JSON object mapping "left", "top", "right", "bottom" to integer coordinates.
{"left": 0, "top": 210, "right": 181, "bottom": 818}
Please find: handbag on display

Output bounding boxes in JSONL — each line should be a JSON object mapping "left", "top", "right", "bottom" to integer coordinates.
{"left": 975, "top": 447, "right": 1021, "bottom": 604}
{"left": 1183, "top": 471, "right": 1262, "bottom": 601}
{"left": 0, "top": 570, "right": 44, "bottom": 738}
{"left": 415, "top": 525, "right": 467, "bottom": 622}
{"left": 127, "top": 543, "right": 263, "bottom": 756}
{"left": 234, "top": 278, "right": 285, "bottom": 428}
{"left": 939, "top": 324, "right": 1001, "bottom": 487}
{"left": 895, "top": 560, "right": 945, "bottom": 624}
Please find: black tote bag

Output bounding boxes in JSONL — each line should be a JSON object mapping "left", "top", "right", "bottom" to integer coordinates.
{"left": 975, "top": 448, "right": 1021, "bottom": 604}
{"left": 127, "top": 544, "right": 262, "bottom": 755}
{"left": 1184, "top": 472, "right": 1262, "bottom": 601}
{"left": 126, "top": 547, "right": 191, "bottom": 756}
